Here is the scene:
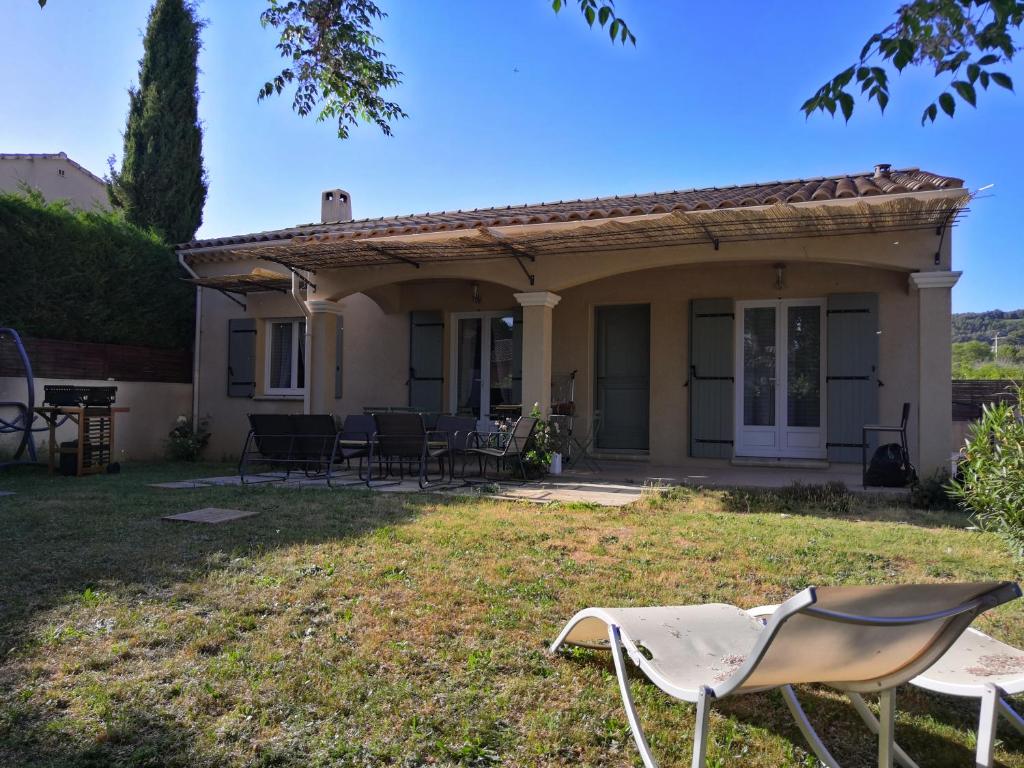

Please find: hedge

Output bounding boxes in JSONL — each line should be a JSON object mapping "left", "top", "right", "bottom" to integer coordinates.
{"left": 0, "top": 191, "right": 193, "bottom": 349}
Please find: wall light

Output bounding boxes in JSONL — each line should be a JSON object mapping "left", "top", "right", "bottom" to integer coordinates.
{"left": 774, "top": 263, "right": 786, "bottom": 290}
{"left": 471, "top": 282, "right": 481, "bottom": 304}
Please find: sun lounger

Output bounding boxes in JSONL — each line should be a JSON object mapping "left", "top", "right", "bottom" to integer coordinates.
{"left": 551, "top": 582, "right": 1020, "bottom": 768}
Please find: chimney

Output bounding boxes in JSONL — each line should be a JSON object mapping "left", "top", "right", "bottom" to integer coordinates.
{"left": 321, "top": 189, "right": 352, "bottom": 223}
{"left": 873, "top": 163, "right": 892, "bottom": 179}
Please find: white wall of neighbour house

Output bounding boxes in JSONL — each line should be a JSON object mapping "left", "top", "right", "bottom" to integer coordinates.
{"left": 0, "top": 154, "right": 108, "bottom": 211}
{"left": 0, "top": 376, "right": 192, "bottom": 461}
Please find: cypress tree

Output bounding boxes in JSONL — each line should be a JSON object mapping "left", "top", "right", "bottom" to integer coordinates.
{"left": 109, "top": 0, "right": 206, "bottom": 244}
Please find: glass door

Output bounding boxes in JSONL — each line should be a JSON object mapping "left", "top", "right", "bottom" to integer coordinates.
{"left": 734, "top": 300, "right": 825, "bottom": 458}
{"left": 450, "top": 311, "right": 522, "bottom": 426}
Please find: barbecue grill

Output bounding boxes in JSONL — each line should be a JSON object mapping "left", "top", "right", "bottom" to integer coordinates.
{"left": 43, "top": 385, "right": 117, "bottom": 407}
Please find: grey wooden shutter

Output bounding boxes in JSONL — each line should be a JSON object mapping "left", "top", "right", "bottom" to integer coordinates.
{"left": 689, "top": 299, "right": 734, "bottom": 458}
{"left": 408, "top": 311, "right": 444, "bottom": 411}
{"left": 334, "top": 315, "right": 344, "bottom": 399}
{"left": 227, "top": 318, "right": 256, "bottom": 397}
{"left": 826, "top": 293, "right": 879, "bottom": 462}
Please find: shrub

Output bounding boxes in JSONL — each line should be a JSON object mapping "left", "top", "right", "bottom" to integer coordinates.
{"left": 508, "top": 404, "right": 554, "bottom": 480}
{"left": 910, "top": 469, "right": 958, "bottom": 511}
{"left": 0, "top": 190, "right": 194, "bottom": 349}
{"left": 725, "top": 481, "right": 852, "bottom": 516}
{"left": 165, "top": 415, "right": 211, "bottom": 461}
{"left": 948, "top": 384, "right": 1024, "bottom": 552}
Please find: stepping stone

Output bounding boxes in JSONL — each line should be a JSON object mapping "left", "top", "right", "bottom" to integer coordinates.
{"left": 149, "top": 481, "right": 211, "bottom": 489}
{"left": 0, "top": 490, "right": 14, "bottom": 497}
{"left": 162, "top": 507, "right": 259, "bottom": 524}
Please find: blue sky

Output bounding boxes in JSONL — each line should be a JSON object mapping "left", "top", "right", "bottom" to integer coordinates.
{"left": 3, "top": 1, "right": 1022, "bottom": 312}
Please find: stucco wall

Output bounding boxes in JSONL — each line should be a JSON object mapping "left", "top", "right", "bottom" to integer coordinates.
{"left": 0, "top": 155, "right": 107, "bottom": 211}
{"left": 195, "top": 285, "right": 407, "bottom": 458}
{"left": 0, "top": 376, "right": 192, "bottom": 461}
{"left": 187, "top": 222, "right": 956, "bottom": 473}
{"left": 551, "top": 261, "right": 920, "bottom": 465}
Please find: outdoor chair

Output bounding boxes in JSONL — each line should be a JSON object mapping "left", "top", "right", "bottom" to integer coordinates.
{"left": 862, "top": 402, "right": 911, "bottom": 487}
{"left": 846, "top": 627, "right": 1024, "bottom": 768}
{"left": 550, "top": 581, "right": 1021, "bottom": 768}
{"left": 239, "top": 414, "right": 296, "bottom": 483}
{"left": 550, "top": 412, "right": 601, "bottom": 472}
{"left": 436, "top": 414, "right": 477, "bottom": 473}
{"left": 461, "top": 415, "right": 537, "bottom": 482}
{"left": 371, "top": 412, "right": 452, "bottom": 488}
{"left": 332, "top": 414, "right": 376, "bottom": 485}
{"left": 239, "top": 413, "right": 347, "bottom": 485}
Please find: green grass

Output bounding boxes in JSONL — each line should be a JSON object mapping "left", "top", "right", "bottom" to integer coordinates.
{"left": 0, "top": 463, "right": 1023, "bottom": 766}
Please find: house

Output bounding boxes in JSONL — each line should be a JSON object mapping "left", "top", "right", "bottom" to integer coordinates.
{"left": 176, "top": 165, "right": 966, "bottom": 479}
{"left": 0, "top": 152, "right": 108, "bottom": 211}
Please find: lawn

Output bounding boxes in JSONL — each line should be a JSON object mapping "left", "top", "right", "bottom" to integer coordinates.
{"left": 0, "top": 463, "right": 1022, "bottom": 767}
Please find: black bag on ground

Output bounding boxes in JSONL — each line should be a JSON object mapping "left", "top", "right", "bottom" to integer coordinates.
{"left": 865, "top": 443, "right": 916, "bottom": 487}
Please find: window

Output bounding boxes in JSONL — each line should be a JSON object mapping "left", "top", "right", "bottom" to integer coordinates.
{"left": 265, "top": 319, "right": 306, "bottom": 395}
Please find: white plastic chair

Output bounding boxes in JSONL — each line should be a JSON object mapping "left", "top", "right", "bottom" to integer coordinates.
{"left": 550, "top": 582, "right": 1020, "bottom": 768}
{"left": 846, "top": 627, "right": 1024, "bottom": 768}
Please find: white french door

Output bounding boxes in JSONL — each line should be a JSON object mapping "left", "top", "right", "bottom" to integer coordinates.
{"left": 449, "top": 311, "right": 522, "bottom": 428}
{"left": 734, "top": 299, "right": 826, "bottom": 459}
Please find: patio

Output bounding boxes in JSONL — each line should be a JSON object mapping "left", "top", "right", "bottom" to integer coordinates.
{"left": 147, "top": 456, "right": 896, "bottom": 509}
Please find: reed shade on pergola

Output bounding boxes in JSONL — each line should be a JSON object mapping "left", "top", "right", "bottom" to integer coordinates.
{"left": 226, "top": 194, "right": 970, "bottom": 273}
{"left": 186, "top": 268, "right": 292, "bottom": 294}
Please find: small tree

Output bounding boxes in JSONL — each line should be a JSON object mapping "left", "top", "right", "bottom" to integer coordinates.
{"left": 108, "top": 0, "right": 207, "bottom": 244}
{"left": 949, "top": 384, "right": 1024, "bottom": 553}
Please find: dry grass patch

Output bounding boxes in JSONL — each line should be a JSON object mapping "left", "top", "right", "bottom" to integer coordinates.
{"left": 0, "top": 464, "right": 1022, "bottom": 766}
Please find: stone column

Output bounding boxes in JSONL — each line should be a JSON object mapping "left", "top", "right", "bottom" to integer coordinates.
{"left": 304, "top": 299, "right": 343, "bottom": 416}
{"left": 514, "top": 291, "right": 561, "bottom": 416}
{"left": 909, "top": 271, "right": 961, "bottom": 478}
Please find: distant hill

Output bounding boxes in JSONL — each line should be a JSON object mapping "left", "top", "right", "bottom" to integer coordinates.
{"left": 952, "top": 310, "right": 1024, "bottom": 346}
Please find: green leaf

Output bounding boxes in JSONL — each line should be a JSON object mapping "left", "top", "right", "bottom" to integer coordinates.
{"left": 952, "top": 80, "right": 976, "bottom": 106}
{"left": 921, "top": 103, "right": 938, "bottom": 124}
{"left": 584, "top": 5, "right": 596, "bottom": 25}
{"left": 992, "top": 72, "right": 1014, "bottom": 91}
{"left": 877, "top": 91, "right": 889, "bottom": 113}
{"left": 834, "top": 66, "right": 855, "bottom": 88}
{"left": 980, "top": 71, "right": 990, "bottom": 89}
{"left": 837, "top": 92, "right": 854, "bottom": 122}
{"left": 551, "top": 0, "right": 563, "bottom": 11}
{"left": 938, "top": 92, "right": 955, "bottom": 116}
{"left": 598, "top": 6, "right": 611, "bottom": 26}
{"left": 977, "top": 54, "right": 999, "bottom": 66}
{"left": 967, "top": 64, "right": 979, "bottom": 84}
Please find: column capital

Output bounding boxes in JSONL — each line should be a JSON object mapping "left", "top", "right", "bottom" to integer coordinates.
{"left": 909, "top": 271, "right": 961, "bottom": 290}
{"left": 514, "top": 291, "right": 561, "bottom": 309}
{"left": 305, "top": 299, "right": 344, "bottom": 315}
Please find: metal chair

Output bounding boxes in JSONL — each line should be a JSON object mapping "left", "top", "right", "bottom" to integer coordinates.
{"left": 371, "top": 412, "right": 452, "bottom": 488}
{"left": 862, "top": 402, "right": 911, "bottom": 487}
{"left": 462, "top": 415, "right": 537, "bottom": 482}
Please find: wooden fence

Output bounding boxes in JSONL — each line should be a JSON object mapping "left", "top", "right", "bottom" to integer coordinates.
{"left": 0, "top": 336, "right": 191, "bottom": 383}
{"left": 952, "top": 379, "right": 1018, "bottom": 421}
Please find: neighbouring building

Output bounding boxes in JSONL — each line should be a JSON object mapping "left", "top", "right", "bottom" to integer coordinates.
{"left": 0, "top": 152, "right": 107, "bottom": 211}
{"left": 176, "top": 165, "right": 966, "bottom": 478}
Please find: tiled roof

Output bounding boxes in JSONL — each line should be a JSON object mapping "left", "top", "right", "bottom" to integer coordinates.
{"left": 178, "top": 165, "right": 964, "bottom": 252}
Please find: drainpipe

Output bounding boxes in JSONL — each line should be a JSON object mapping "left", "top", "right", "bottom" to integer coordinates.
{"left": 291, "top": 271, "right": 313, "bottom": 415}
{"left": 177, "top": 252, "right": 202, "bottom": 427}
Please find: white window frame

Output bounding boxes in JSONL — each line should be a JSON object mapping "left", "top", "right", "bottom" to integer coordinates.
{"left": 264, "top": 318, "right": 306, "bottom": 396}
